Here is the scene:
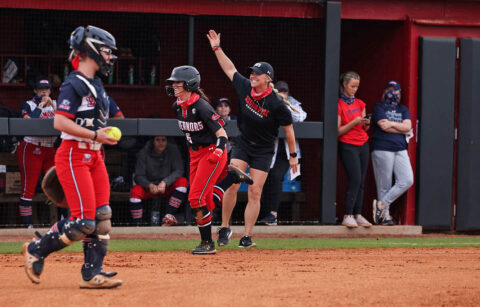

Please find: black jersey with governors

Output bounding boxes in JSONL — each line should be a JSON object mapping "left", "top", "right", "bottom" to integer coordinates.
{"left": 232, "top": 72, "right": 292, "bottom": 147}
{"left": 172, "top": 93, "right": 226, "bottom": 147}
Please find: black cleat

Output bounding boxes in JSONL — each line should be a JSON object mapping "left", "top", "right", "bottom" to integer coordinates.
{"left": 238, "top": 235, "right": 256, "bottom": 248}
{"left": 228, "top": 165, "right": 254, "bottom": 185}
{"left": 191, "top": 241, "right": 216, "bottom": 255}
{"left": 22, "top": 242, "right": 44, "bottom": 284}
{"left": 217, "top": 227, "right": 232, "bottom": 246}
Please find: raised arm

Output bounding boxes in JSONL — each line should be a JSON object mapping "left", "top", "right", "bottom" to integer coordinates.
{"left": 206, "top": 30, "right": 237, "bottom": 81}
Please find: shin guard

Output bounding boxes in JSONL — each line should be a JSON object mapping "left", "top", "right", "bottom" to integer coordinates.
{"left": 81, "top": 234, "right": 109, "bottom": 281}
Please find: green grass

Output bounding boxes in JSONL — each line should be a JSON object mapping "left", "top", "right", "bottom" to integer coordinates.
{"left": 2, "top": 237, "right": 480, "bottom": 254}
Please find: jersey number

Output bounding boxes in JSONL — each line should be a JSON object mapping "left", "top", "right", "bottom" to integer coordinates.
{"left": 185, "top": 133, "right": 193, "bottom": 144}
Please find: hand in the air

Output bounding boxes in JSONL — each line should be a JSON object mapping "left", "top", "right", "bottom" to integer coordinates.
{"left": 207, "top": 30, "right": 221, "bottom": 48}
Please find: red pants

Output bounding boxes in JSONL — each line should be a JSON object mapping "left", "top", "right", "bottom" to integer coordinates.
{"left": 189, "top": 144, "right": 227, "bottom": 211}
{"left": 17, "top": 141, "right": 55, "bottom": 200}
{"left": 130, "top": 177, "right": 188, "bottom": 200}
{"left": 55, "top": 140, "right": 109, "bottom": 220}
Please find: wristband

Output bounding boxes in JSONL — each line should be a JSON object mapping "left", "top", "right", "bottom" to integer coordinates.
{"left": 216, "top": 136, "right": 228, "bottom": 151}
{"left": 92, "top": 130, "right": 97, "bottom": 141}
{"left": 212, "top": 46, "right": 221, "bottom": 51}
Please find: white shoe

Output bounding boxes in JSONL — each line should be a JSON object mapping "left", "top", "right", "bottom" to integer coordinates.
{"left": 342, "top": 215, "right": 358, "bottom": 228}
{"left": 355, "top": 215, "right": 372, "bottom": 227}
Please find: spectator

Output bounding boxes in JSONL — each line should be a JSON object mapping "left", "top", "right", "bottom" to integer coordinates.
{"left": 213, "top": 97, "right": 237, "bottom": 121}
{"left": 371, "top": 81, "right": 414, "bottom": 225}
{"left": 17, "top": 77, "right": 57, "bottom": 228}
{"left": 129, "top": 136, "right": 188, "bottom": 226}
{"left": 259, "top": 81, "right": 307, "bottom": 225}
{"left": 337, "top": 71, "right": 372, "bottom": 228}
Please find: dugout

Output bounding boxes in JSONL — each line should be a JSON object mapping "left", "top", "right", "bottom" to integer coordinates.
{"left": 1, "top": 1, "right": 480, "bottom": 229}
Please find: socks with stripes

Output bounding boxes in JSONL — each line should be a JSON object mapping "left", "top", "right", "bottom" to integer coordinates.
{"left": 19, "top": 199, "right": 33, "bottom": 227}
{"left": 129, "top": 200, "right": 143, "bottom": 225}
{"left": 166, "top": 189, "right": 187, "bottom": 216}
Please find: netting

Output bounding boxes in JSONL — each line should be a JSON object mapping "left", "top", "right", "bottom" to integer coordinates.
{"left": 0, "top": 7, "right": 323, "bottom": 228}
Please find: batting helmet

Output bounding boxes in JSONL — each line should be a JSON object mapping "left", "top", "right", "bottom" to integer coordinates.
{"left": 69, "top": 25, "right": 117, "bottom": 77}
{"left": 166, "top": 66, "right": 201, "bottom": 92}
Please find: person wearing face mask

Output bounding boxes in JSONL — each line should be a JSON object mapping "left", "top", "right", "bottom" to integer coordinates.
{"left": 17, "top": 78, "right": 57, "bottom": 228}
{"left": 207, "top": 30, "right": 298, "bottom": 248}
{"left": 338, "top": 71, "right": 372, "bottom": 228}
{"left": 371, "top": 81, "right": 413, "bottom": 226}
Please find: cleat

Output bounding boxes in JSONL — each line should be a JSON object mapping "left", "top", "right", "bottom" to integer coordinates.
{"left": 228, "top": 165, "right": 254, "bottom": 185}
{"left": 217, "top": 227, "right": 232, "bottom": 246}
{"left": 22, "top": 242, "right": 43, "bottom": 284}
{"left": 99, "top": 271, "right": 118, "bottom": 277}
{"left": 258, "top": 213, "right": 277, "bottom": 226}
{"left": 79, "top": 274, "right": 122, "bottom": 289}
{"left": 162, "top": 214, "right": 178, "bottom": 226}
{"left": 191, "top": 241, "right": 216, "bottom": 255}
{"left": 238, "top": 235, "right": 256, "bottom": 248}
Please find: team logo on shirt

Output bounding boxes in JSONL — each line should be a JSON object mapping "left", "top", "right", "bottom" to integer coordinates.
{"left": 192, "top": 108, "right": 196, "bottom": 114}
{"left": 245, "top": 96, "right": 270, "bottom": 118}
{"left": 86, "top": 96, "right": 96, "bottom": 107}
{"left": 212, "top": 114, "right": 220, "bottom": 121}
{"left": 59, "top": 99, "right": 71, "bottom": 110}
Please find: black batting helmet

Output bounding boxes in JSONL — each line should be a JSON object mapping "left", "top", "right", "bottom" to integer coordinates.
{"left": 69, "top": 25, "right": 117, "bottom": 77}
{"left": 166, "top": 66, "right": 201, "bottom": 92}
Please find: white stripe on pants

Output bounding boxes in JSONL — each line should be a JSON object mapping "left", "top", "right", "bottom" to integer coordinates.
{"left": 371, "top": 150, "right": 414, "bottom": 214}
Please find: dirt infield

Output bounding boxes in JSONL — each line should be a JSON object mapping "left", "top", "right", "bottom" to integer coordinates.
{"left": 1, "top": 248, "right": 479, "bottom": 306}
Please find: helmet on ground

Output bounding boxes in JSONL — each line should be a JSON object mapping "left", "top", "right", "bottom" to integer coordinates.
{"left": 166, "top": 66, "right": 201, "bottom": 92}
{"left": 69, "top": 25, "right": 117, "bottom": 77}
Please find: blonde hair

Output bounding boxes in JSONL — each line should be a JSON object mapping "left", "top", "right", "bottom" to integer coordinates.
{"left": 339, "top": 71, "right": 360, "bottom": 94}
{"left": 269, "top": 81, "right": 300, "bottom": 113}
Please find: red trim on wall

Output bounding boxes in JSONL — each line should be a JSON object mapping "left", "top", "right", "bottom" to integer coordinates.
{"left": 0, "top": 0, "right": 322, "bottom": 18}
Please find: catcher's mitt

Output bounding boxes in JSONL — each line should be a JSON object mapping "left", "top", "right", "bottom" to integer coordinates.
{"left": 42, "top": 166, "right": 68, "bottom": 208}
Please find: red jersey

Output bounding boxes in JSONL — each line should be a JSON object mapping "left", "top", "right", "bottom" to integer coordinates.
{"left": 338, "top": 98, "right": 368, "bottom": 146}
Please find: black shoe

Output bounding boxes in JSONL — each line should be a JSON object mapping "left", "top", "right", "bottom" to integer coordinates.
{"left": 372, "top": 200, "right": 385, "bottom": 225}
{"left": 238, "top": 235, "right": 256, "bottom": 248}
{"left": 381, "top": 216, "right": 395, "bottom": 226}
{"left": 228, "top": 165, "right": 254, "bottom": 185}
{"left": 258, "top": 213, "right": 277, "bottom": 226}
{"left": 191, "top": 241, "right": 216, "bottom": 255}
{"left": 217, "top": 227, "right": 232, "bottom": 246}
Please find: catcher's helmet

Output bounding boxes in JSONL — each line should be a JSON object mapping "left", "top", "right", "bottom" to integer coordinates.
{"left": 166, "top": 66, "right": 201, "bottom": 92}
{"left": 69, "top": 25, "right": 117, "bottom": 77}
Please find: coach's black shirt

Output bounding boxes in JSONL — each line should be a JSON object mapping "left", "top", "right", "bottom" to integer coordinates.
{"left": 172, "top": 93, "right": 225, "bottom": 147}
{"left": 232, "top": 72, "right": 292, "bottom": 147}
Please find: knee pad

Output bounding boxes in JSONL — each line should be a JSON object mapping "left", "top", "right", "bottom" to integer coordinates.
{"left": 192, "top": 206, "right": 211, "bottom": 227}
{"left": 61, "top": 218, "right": 96, "bottom": 244}
{"left": 95, "top": 205, "right": 112, "bottom": 235}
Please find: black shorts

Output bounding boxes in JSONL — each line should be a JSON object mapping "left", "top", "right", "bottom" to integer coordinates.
{"left": 231, "top": 135, "right": 274, "bottom": 172}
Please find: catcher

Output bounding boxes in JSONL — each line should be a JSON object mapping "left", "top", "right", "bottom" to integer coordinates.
{"left": 22, "top": 25, "right": 122, "bottom": 289}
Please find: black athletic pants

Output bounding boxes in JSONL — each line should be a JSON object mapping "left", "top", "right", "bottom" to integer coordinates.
{"left": 338, "top": 141, "right": 369, "bottom": 215}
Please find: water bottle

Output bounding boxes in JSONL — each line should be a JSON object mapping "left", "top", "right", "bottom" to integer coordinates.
{"left": 63, "top": 63, "right": 69, "bottom": 81}
{"left": 128, "top": 64, "right": 134, "bottom": 85}
{"left": 151, "top": 210, "right": 160, "bottom": 226}
{"left": 150, "top": 65, "right": 156, "bottom": 86}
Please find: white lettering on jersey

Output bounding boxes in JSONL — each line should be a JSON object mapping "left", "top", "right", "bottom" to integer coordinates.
{"left": 177, "top": 120, "right": 204, "bottom": 132}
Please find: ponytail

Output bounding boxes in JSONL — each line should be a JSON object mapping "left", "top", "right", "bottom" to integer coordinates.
{"left": 270, "top": 82, "right": 299, "bottom": 113}
{"left": 195, "top": 88, "right": 210, "bottom": 103}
